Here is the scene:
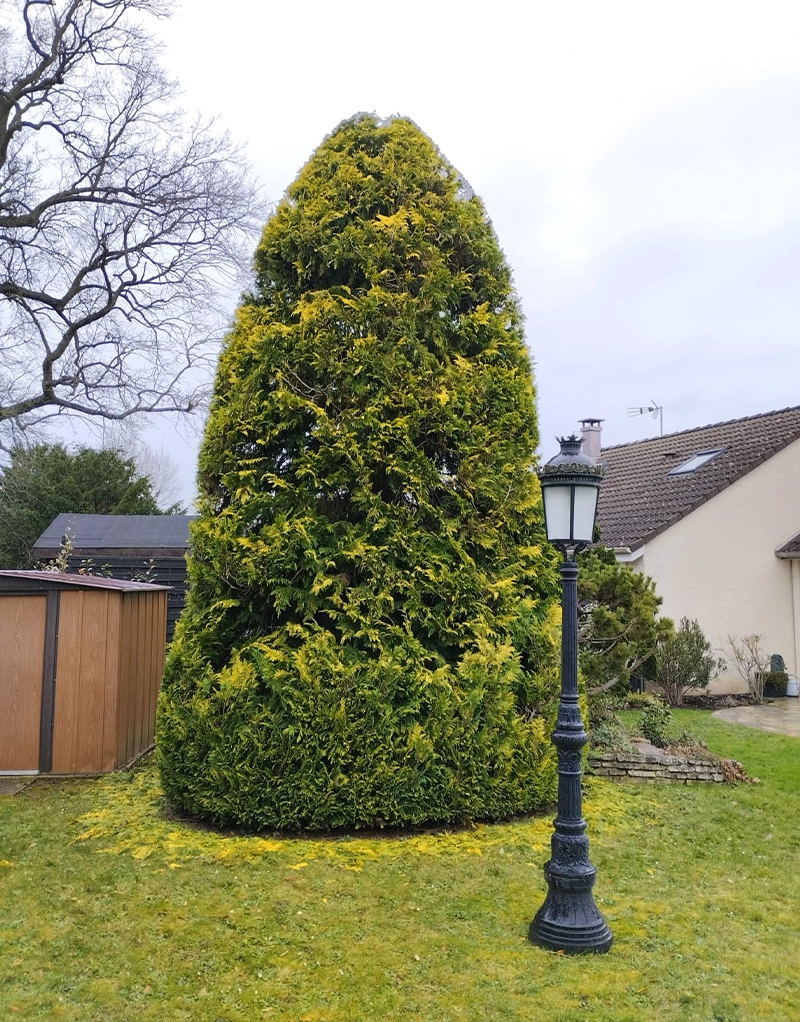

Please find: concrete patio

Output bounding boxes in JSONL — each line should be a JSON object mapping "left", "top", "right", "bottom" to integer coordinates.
{"left": 713, "top": 698, "right": 800, "bottom": 738}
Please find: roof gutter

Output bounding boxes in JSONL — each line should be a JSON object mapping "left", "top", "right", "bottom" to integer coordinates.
{"left": 613, "top": 545, "right": 646, "bottom": 564}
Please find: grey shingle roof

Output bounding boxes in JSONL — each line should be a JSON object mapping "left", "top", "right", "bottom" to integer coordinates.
{"left": 596, "top": 406, "right": 800, "bottom": 550}
{"left": 33, "top": 514, "right": 196, "bottom": 555}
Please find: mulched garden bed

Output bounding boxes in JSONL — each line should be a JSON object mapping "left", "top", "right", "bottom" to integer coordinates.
{"left": 681, "top": 693, "right": 756, "bottom": 710}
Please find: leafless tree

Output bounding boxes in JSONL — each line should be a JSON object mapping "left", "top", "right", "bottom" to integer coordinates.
{"left": 724, "top": 633, "right": 769, "bottom": 703}
{"left": 0, "top": 0, "right": 264, "bottom": 449}
{"left": 113, "top": 428, "right": 185, "bottom": 509}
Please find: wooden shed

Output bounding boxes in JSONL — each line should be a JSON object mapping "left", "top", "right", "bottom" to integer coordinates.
{"left": 32, "top": 513, "right": 196, "bottom": 643}
{"left": 0, "top": 571, "right": 170, "bottom": 776}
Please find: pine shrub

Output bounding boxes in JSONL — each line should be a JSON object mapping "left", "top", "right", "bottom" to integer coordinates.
{"left": 157, "top": 114, "right": 561, "bottom": 830}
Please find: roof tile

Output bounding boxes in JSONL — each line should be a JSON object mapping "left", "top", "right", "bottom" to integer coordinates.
{"left": 596, "top": 405, "right": 800, "bottom": 549}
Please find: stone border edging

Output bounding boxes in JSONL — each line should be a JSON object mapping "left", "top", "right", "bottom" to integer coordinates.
{"left": 587, "top": 744, "right": 725, "bottom": 783}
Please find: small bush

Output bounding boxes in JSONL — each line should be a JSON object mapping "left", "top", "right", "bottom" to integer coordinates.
{"left": 760, "top": 671, "right": 789, "bottom": 696}
{"left": 626, "top": 692, "right": 664, "bottom": 710}
{"left": 672, "top": 727, "right": 706, "bottom": 750}
{"left": 588, "top": 694, "right": 624, "bottom": 728}
{"left": 658, "top": 617, "right": 722, "bottom": 707}
{"left": 590, "top": 718, "right": 636, "bottom": 752}
{"left": 640, "top": 704, "right": 673, "bottom": 748}
{"left": 636, "top": 707, "right": 702, "bottom": 751}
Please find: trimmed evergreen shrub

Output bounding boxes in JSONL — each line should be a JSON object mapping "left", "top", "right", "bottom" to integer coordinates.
{"left": 760, "top": 671, "right": 789, "bottom": 697}
{"left": 157, "top": 114, "right": 561, "bottom": 830}
{"left": 640, "top": 704, "right": 673, "bottom": 748}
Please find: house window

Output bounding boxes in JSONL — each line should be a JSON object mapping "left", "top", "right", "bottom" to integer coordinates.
{"left": 668, "top": 448, "right": 724, "bottom": 476}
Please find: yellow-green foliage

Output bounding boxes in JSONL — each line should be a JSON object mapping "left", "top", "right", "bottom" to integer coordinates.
{"left": 157, "top": 115, "right": 560, "bottom": 830}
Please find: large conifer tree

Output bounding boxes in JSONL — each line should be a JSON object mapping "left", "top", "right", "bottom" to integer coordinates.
{"left": 157, "top": 115, "right": 561, "bottom": 830}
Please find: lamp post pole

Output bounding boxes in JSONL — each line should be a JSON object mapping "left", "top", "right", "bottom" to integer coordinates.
{"left": 529, "top": 436, "right": 612, "bottom": 954}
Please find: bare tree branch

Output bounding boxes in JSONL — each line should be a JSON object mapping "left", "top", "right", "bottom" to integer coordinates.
{"left": 0, "top": 0, "right": 265, "bottom": 444}
{"left": 723, "top": 633, "right": 769, "bottom": 704}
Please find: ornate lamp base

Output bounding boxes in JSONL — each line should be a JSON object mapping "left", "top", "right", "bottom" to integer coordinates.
{"left": 529, "top": 861, "right": 613, "bottom": 954}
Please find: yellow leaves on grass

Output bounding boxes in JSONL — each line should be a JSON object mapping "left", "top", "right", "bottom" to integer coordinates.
{"left": 73, "top": 764, "right": 555, "bottom": 871}
{"left": 251, "top": 838, "right": 283, "bottom": 854}
{"left": 71, "top": 764, "right": 650, "bottom": 877}
{"left": 582, "top": 776, "right": 661, "bottom": 836}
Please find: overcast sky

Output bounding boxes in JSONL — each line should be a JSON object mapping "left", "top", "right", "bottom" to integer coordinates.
{"left": 151, "top": 0, "right": 800, "bottom": 502}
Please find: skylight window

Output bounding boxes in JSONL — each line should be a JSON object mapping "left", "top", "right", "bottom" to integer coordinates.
{"left": 668, "top": 448, "right": 724, "bottom": 476}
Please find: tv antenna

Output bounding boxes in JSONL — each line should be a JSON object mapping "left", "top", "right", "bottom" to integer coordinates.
{"left": 628, "top": 400, "right": 663, "bottom": 436}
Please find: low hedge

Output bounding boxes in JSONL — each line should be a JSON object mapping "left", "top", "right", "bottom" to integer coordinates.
{"left": 761, "top": 671, "right": 789, "bottom": 697}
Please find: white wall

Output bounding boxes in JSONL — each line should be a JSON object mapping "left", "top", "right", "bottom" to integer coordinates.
{"left": 634, "top": 438, "right": 800, "bottom": 693}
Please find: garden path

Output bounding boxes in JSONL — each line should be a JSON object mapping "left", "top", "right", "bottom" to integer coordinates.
{"left": 713, "top": 698, "right": 800, "bottom": 738}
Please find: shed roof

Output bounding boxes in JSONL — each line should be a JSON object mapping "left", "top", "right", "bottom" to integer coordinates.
{"left": 33, "top": 514, "right": 195, "bottom": 555}
{"left": 0, "top": 570, "right": 171, "bottom": 592}
{"left": 597, "top": 405, "right": 800, "bottom": 551}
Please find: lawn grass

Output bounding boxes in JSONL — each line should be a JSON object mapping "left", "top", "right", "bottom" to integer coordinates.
{"left": 1, "top": 710, "right": 799, "bottom": 1021}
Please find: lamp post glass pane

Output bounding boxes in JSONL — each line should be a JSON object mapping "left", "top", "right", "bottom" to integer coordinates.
{"left": 542, "top": 485, "right": 572, "bottom": 544}
{"left": 572, "top": 485, "right": 599, "bottom": 544}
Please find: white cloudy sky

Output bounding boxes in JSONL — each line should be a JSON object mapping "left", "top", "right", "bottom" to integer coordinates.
{"left": 151, "top": 0, "right": 800, "bottom": 501}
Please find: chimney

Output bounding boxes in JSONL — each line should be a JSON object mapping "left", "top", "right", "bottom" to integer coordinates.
{"left": 579, "top": 418, "right": 603, "bottom": 461}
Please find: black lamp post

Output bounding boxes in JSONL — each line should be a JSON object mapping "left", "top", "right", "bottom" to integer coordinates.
{"left": 529, "top": 435, "right": 613, "bottom": 954}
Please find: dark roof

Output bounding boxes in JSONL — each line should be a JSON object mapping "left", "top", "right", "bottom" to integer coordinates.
{"left": 33, "top": 513, "right": 196, "bottom": 556}
{"left": 0, "top": 570, "right": 170, "bottom": 592}
{"left": 597, "top": 406, "right": 800, "bottom": 550}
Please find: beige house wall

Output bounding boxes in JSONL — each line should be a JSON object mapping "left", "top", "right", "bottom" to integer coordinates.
{"left": 628, "top": 438, "right": 800, "bottom": 693}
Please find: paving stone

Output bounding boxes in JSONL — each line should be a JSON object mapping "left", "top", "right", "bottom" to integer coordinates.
{"left": 712, "top": 699, "right": 800, "bottom": 738}
{"left": 0, "top": 777, "right": 34, "bottom": 796}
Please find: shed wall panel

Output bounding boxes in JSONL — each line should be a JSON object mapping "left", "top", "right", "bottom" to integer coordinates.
{"left": 135, "top": 594, "right": 146, "bottom": 759}
{"left": 134, "top": 594, "right": 147, "bottom": 759}
{"left": 0, "top": 596, "right": 46, "bottom": 771}
{"left": 52, "top": 592, "right": 112, "bottom": 773}
{"left": 143, "top": 593, "right": 155, "bottom": 749}
{"left": 119, "top": 594, "right": 144, "bottom": 767}
{"left": 118, "top": 596, "right": 133, "bottom": 767}
{"left": 114, "top": 597, "right": 127, "bottom": 767}
{"left": 51, "top": 592, "right": 83, "bottom": 773}
{"left": 128, "top": 595, "right": 139, "bottom": 766}
{"left": 75, "top": 592, "right": 110, "bottom": 773}
{"left": 147, "top": 591, "right": 167, "bottom": 745}
{"left": 101, "top": 597, "right": 122, "bottom": 771}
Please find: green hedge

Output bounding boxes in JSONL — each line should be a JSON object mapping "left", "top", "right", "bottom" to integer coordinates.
{"left": 157, "top": 115, "right": 560, "bottom": 830}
